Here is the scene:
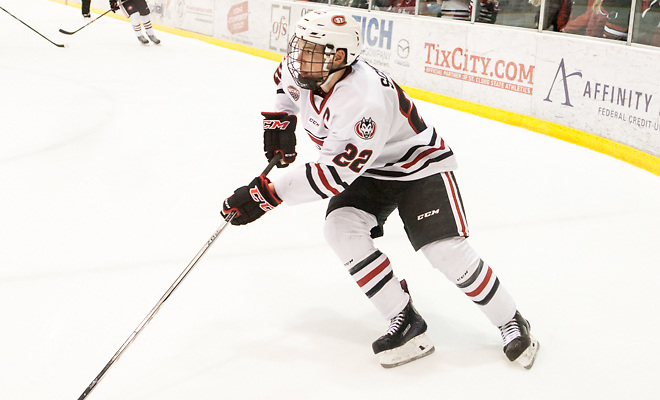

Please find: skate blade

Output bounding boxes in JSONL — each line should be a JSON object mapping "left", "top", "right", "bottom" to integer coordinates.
{"left": 378, "top": 333, "right": 435, "bottom": 368}
{"left": 515, "top": 336, "right": 540, "bottom": 370}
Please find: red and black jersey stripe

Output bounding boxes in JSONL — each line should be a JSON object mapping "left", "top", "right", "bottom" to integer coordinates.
{"left": 366, "top": 129, "right": 454, "bottom": 178}
{"left": 273, "top": 62, "right": 283, "bottom": 85}
{"left": 305, "top": 163, "right": 350, "bottom": 200}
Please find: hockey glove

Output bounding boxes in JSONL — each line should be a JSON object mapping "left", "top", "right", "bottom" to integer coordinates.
{"left": 262, "top": 112, "right": 297, "bottom": 168}
{"left": 109, "top": 0, "right": 119, "bottom": 12}
{"left": 221, "top": 174, "right": 282, "bottom": 226}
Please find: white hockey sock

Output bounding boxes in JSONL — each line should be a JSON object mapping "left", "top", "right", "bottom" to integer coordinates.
{"left": 421, "top": 237, "right": 516, "bottom": 327}
{"left": 129, "top": 13, "right": 143, "bottom": 36}
{"left": 141, "top": 14, "right": 156, "bottom": 35}
{"left": 348, "top": 250, "right": 410, "bottom": 320}
{"left": 456, "top": 258, "right": 516, "bottom": 326}
{"left": 325, "top": 207, "right": 409, "bottom": 320}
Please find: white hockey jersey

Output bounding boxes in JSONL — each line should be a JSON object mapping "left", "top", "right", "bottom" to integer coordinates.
{"left": 270, "top": 57, "right": 457, "bottom": 206}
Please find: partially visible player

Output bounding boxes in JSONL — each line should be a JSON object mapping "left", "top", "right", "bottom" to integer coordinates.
{"left": 82, "top": 0, "right": 91, "bottom": 18}
{"left": 109, "top": 0, "right": 160, "bottom": 45}
{"left": 221, "top": 9, "right": 539, "bottom": 369}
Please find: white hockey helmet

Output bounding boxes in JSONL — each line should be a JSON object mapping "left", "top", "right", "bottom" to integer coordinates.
{"left": 287, "top": 10, "right": 362, "bottom": 90}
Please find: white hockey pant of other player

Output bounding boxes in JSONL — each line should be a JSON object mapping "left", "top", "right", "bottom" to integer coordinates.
{"left": 324, "top": 207, "right": 516, "bottom": 327}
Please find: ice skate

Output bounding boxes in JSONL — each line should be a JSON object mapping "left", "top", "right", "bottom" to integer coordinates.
{"left": 499, "top": 310, "right": 539, "bottom": 369}
{"left": 372, "top": 286, "right": 434, "bottom": 368}
{"left": 147, "top": 32, "right": 160, "bottom": 45}
{"left": 136, "top": 35, "right": 149, "bottom": 45}
{"left": 82, "top": 13, "right": 90, "bottom": 18}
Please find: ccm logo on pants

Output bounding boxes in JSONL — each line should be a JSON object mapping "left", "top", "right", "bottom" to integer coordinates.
{"left": 417, "top": 209, "right": 439, "bottom": 220}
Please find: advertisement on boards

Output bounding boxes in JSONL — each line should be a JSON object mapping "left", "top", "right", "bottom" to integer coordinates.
{"left": 269, "top": 2, "right": 292, "bottom": 54}
{"left": 213, "top": 0, "right": 270, "bottom": 47}
{"left": 227, "top": 1, "right": 248, "bottom": 35}
{"left": 535, "top": 35, "right": 660, "bottom": 156}
{"left": 419, "top": 22, "right": 537, "bottom": 114}
{"left": 351, "top": 13, "right": 414, "bottom": 82}
{"left": 147, "top": 0, "right": 215, "bottom": 36}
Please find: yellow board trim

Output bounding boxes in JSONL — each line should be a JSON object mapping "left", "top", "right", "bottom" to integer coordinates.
{"left": 51, "top": 0, "right": 660, "bottom": 176}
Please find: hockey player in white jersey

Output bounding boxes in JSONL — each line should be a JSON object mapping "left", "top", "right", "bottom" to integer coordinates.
{"left": 109, "top": 0, "right": 160, "bottom": 45}
{"left": 222, "top": 9, "right": 539, "bottom": 369}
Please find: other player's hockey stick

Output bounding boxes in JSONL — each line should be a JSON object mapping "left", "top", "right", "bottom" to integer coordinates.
{"left": 0, "top": 6, "right": 66, "bottom": 48}
{"left": 59, "top": 1, "right": 128, "bottom": 35}
{"left": 76, "top": 154, "right": 282, "bottom": 400}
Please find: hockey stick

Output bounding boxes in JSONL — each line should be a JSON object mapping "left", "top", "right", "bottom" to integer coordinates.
{"left": 76, "top": 155, "right": 282, "bottom": 400}
{"left": 59, "top": 1, "right": 128, "bottom": 35}
{"left": 0, "top": 6, "right": 66, "bottom": 48}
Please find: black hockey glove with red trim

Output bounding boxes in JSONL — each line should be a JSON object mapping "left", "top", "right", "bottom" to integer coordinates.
{"left": 221, "top": 174, "right": 282, "bottom": 225}
{"left": 109, "top": 0, "right": 119, "bottom": 12}
{"left": 262, "top": 112, "right": 297, "bottom": 168}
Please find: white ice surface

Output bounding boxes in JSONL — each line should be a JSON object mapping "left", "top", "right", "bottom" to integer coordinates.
{"left": 2, "top": 1, "right": 660, "bottom": 399}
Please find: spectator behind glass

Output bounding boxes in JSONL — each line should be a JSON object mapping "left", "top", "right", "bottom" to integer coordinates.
{"left": 330, "top": 0, "right": 369, "bottom": 7}
{"left": 477, "top": 0, "right": 500, "bottom": 22}
{"left": 562, "top": 0, "right": 631, "bottom": 40}
{"left": 424, "top": 0, "right": 444, "bottom": 16}
{"left": 424, "top": 0, "right": 499, "bottom": 22}
{"left": 634, "top": 0, "right": 660, "bottom": 45}
{"left": 395, "top": 0, "right": 428, "bottom": 14}
{"left": 372, "top": 0, "right": 396, "bottom": 10}
{"left": 372, "top": 0, "right": 428, "bottom": 13}
{"left": 529, "top": 0, "right": 572, "bottom": 30}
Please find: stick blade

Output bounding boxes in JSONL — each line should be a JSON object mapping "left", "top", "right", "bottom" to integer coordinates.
{"left": 59, "top": 28, "right": 74, "bottom": 35}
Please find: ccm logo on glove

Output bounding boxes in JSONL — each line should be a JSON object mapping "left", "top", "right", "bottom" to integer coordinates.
{"left": 263, "top": 119, "right": 292, "bottom": 130}
{"left": 249, "top": 186, "right": 277, "bottom": 212}
{"left": 222, "top": 174, "right": 282, "bottom": 225}
{"left": 262, "top": 112, "right": 297, "bottom": 167}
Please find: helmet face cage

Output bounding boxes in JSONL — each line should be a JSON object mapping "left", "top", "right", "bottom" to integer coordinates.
{"left": 287, "top": 35, "right": 337, "bottom": 91}
{"left": 286, "top": 10, "right": 362, "bottom": 91}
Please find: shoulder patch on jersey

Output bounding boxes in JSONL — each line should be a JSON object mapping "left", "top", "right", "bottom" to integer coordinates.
{"left": 287, "top": 85, "right": 300, "bottom": 101}
{"left": 354, "top": 117, "right": 376, "bottom": 140}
